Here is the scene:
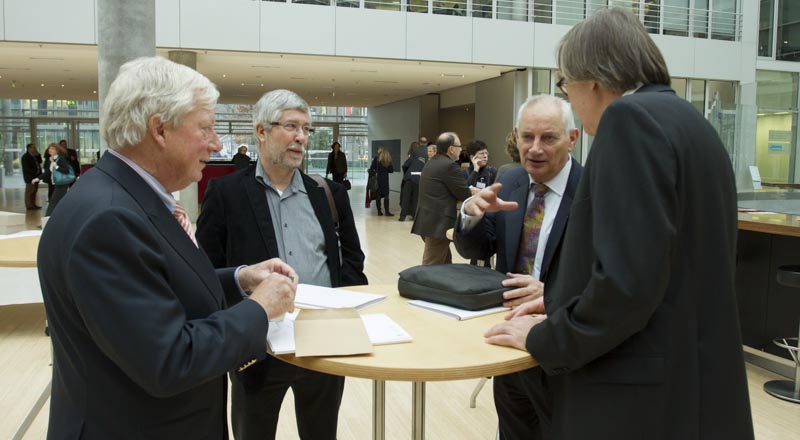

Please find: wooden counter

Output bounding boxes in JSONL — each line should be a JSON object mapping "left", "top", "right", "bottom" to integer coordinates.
{"left": 738, "top": 212, "right": 800, "bottom": 238}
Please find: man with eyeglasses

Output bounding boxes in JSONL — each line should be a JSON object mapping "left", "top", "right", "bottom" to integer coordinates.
{"left": 197, "top": 89, "right": 368, "bottom": 440}
{"left": 411, "top": 131, "right": 472, "bottom": 264}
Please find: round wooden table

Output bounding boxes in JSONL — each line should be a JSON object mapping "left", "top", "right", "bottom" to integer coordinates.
{"left": 275, "top": 284, "right": 538, "bottom": 440}
{"left": 0, "top": 234, "right": 39, "bottom": 268}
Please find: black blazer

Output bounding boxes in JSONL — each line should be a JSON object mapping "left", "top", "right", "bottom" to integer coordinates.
{"left": 196, "top": 165, "right": 367, "bottom": 288}
{"left": 21, "top": 151, "right": 42, "bottom": 183}
{"left": 526, "top": 85, "right": 754, "bottom": 439}
{"left": 454, "top": 158, "right": 582, "bottom": 283}
{"left": 411, "top": 153, "right": 472, "bottom": 240}
{"left": 38, "top": 153, "right": 269, "bottom": 440}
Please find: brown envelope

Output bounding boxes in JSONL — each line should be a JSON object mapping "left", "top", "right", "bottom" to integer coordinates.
{"left": 294, "top": 308, "right": 374, "bottom": 357}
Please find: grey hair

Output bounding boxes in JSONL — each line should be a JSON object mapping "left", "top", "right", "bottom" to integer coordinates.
{"left": 558, "top": 8, "right": 670, "bottom": 93}
{"left": 516, "top": 94, "right": 576, "bottom": 136}
{"left": 252, "top": 89, "right": 310, "bottom": 129}
{"left": 101, "top": 56, "right": 219, "bottom": 151}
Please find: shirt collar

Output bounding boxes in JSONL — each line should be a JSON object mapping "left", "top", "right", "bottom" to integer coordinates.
{"left": 624, "top": 82, "right": 645, "bottom": 96}
{"left": 528, "top": 158, "right": 572, "bottom": 198}
{"left": 255, "top": 160, "right": 306, "bottom": 195}
{"left": 107, "top": 148, "right": 175, "bottom": 211}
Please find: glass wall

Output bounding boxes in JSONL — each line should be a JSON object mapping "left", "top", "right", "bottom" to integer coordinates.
{"left": 759, "top": 0, "right": 775, "bottom": 57}
{"left": 755, "top": 70, "right": 799, "bottom": 184}
{"left": 777, "top": 0, "right": 800, "bottom": 61}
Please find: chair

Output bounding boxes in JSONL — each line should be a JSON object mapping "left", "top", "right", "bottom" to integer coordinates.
{"left": 764, "top": 265, "right": 800, "bottom": 404}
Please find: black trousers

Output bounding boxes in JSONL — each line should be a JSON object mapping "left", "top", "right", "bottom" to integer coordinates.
{"left": 399, "top": 180, "right": 419, "bottom": 218}
{"left": 231, "top": 357, "right": 344, "bottom": 440}
{"left": 494, "top": 367, "right": 553, "bottom": 440}
{"left": 331, "top": 172, "right": 345, "bottom": 184}
{"left": 46, "top": 185, "right": 68, "bottom": 216}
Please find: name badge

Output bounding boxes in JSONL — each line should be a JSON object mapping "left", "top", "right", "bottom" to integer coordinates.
{"left": 476, "top": 182, "right": 486, "bottom": 189}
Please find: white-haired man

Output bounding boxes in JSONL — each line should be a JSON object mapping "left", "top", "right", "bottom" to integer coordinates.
{"left": 197, "top": 89, "right": 367, "bottom": 440}
{"left": 38, "top": 56, "right": 298, "bottom": 439}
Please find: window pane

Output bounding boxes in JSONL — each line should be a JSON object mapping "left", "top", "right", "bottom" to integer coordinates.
{"left": 671, "top": 77, "right": 687, "bottom": 99}
{"left": 755, "top": 71, "right": 799, "bottom": 183}
{"left": 691, "top": 79, "right": 705, "bottom": 115}
{"left": 710, "top": 0, "right": 736, "bottom": 41}
{"left": 759, "top": 0, "right": 775, "bottom": 56}
{"left": 777, "top": 0, "right": 800, "bottom": 61}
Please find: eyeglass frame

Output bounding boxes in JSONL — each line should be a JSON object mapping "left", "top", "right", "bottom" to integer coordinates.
{"left": 269, "top": 121, "right": 316, "bottom": 136}
{"left": 556, "top": 77, "right": 568, "bottom": 97}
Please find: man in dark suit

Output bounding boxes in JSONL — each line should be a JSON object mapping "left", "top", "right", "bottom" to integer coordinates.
{"left": 21, "top": 143, "right": 42, "bottom": 210}
{"left": 399, "top": 141, "right": 427, "bottom": 221}
{"left": 197, "top": 89, "right": 368, "bottom": 440}
{"left": 411, "top": 132, "right": 472, "bottom": 264}
{"left": 454, "top": 95, "right": 581, "bottom": 439}
{"left": 232, "top": 145, "right": 251, "bottom": 170}
{"left": 485, "top": 9, "right": 754, "bottom": 439}
{"left": 37, "top": 56, "right": 298, "bottom": 440}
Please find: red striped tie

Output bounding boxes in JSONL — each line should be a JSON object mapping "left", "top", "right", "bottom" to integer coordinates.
{"left": 173, "top": 201, "right": 197, "bottom": 247}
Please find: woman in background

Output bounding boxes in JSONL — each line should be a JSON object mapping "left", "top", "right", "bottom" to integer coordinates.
{"left": 325, "top": 141, "right": 347, "bottom": 184}
{"left": 369, "top": 146, "right": 394, "bottom": 216}
{"left": 41, "top": 142, "right": 72, "bottom": 216}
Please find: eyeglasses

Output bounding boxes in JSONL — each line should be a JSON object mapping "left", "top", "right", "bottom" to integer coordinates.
{"left": 556, "top": 77, "right": 568, "bottom": 97}
{"left": 270, "top": 121, "right": 315, "bottom": 136}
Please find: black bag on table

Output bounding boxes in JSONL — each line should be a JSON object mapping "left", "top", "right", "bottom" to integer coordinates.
{"left": 397, "top": 264, "right": 511, "bottom": 311}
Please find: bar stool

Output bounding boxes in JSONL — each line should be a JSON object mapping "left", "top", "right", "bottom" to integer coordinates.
{"left": 764, "top": 265, "right": 800, "bottom": 404}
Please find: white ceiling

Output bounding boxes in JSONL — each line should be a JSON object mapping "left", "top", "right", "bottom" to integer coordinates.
{"left": 0, "top": 42, "right": 519, "bottom": 107}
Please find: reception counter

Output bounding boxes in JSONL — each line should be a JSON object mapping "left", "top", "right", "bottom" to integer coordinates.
{"left": 736, "top": 211, "right": 800, "bottom": 359}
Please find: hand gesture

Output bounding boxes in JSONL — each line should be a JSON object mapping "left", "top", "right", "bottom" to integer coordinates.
{"left": 501, "top": 273, "right": 544, "bottom": 308}
{"left": 238, "top": 258, "right": 298, "bottom": 292}
{"left": 463, "top": 183, "right": 518, "bottom": 218}
{"left": 248, "top": 272, "right": 297, "bottom": 321}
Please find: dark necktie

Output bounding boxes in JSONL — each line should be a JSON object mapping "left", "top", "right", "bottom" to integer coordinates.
{"left": 173, "top": 201, "right": 197, "bottom": 247}
{"left": 513, "top": 183, "right": 549, "bottom": 275}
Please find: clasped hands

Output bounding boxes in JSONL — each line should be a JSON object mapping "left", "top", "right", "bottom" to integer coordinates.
{"left": 238, "top": 258, "right": 298, "bottom": 321}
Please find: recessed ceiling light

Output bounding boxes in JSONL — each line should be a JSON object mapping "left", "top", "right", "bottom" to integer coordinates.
{"left": 93, "top": 90, "right": 96, "bottom": 94}
{"left": 222, "top": 74, "right": 227, "bottom": 78}
{"left": 40, "top": 83, "right": 44, "bottom": 87}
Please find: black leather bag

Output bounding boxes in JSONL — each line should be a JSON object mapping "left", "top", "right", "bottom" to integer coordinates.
{"left": 398, "top": 264, "right": 510, "bottom": 310}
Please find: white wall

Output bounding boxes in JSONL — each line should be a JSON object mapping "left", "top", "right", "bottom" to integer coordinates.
{"left": 156, "top": 0, "right": 180, "bottom": 47}
{"left": 0, "top": 1, "right": 5, "bottom": 40}
{"left": 475, "top": 72, "right": 517, "bottom": 167}
{"left": 1, "top": 2, "right": 750, "bottom": 83}
{"left": 440, "top": 84, "right": 475, "bottom": 109}
{"left": 4, "top": 0, "right": 95, "bottom": 43}
{"left": 368, "top": 96, "right": 421, "bottom": 194}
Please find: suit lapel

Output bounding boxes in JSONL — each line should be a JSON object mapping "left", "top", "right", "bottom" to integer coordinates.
{"left": 96, "top": 154, "right": 223, "bottom": 306}
{"left": 540, "top": 159, "right": 581, "bottom": 283}
{"left": 504, "top": 173, "right": 529, "bottom": 270}
{"left": 242, "top": 170, "right": 281, "bottom": 257}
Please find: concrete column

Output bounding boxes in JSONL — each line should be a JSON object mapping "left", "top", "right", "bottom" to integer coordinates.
{"left": 97, "top": 0, "right": 155, "bottom": 155}
{"left": 167, "top": 50, "right": 201, "bottom": 222}
{"left": 168, "top": 50, "right": 197, "bottom": 69}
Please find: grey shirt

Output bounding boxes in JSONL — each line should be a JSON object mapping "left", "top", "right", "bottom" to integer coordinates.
{"left": 255, "top": 163, "right": 331, "bottom": 287}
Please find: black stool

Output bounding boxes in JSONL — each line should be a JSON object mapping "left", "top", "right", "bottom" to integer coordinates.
{"left": 764, "top": 265, "right": 800, "bottom": 403}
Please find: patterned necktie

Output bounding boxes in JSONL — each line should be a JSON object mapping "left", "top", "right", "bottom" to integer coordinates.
{"left": 514, "top": 183, "right": 549, "bottom": 275}
{"left": 173, "top": 201, "right": 197, "bottom": 247}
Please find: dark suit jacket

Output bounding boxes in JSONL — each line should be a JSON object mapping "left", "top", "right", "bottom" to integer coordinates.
{"left": 66, "top": 147, "right": 81, "bottom": 176}
{"left": 38, "top": 153, "right": 269, "bottom": 440}
{"left": 196, "top": 166, "right": 368, "bottom": 389}
{"left": 402, "top": 145, "right": 428, "bottom": 184}
{"left": 526, "top": 85, "right": 753, "bottom": 439}
{"left": 454, "top": 158, "right": 581, "bottom": 283}
{"left": 21, "top": 151, "right": 42, "bottom": 183}
{"left": 411, "top": 153, "right": 472, "bottom": 240}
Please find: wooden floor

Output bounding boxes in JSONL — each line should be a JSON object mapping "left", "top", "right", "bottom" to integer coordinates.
{"left": 0, "top": 183, "right": 798, "bottom": 439}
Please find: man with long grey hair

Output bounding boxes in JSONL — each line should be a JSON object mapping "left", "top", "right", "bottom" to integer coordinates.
{"left": 38, "top": 56, "right": 298, "bottom": 439}
{"left": 198, "top": 89, "right": 367, "bottom": 440}
{"left": 484, "top": 8, "right": 754, "bottom": 440}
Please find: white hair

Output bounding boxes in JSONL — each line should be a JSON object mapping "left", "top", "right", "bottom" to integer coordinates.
{"left": 252, "top": 89, "right": 310, "bottom": 130}
{"left": 101, "top": 56, "right": 219, "bottom": 151}
{"left": 515, "top": 94, "right": 576, "bottom": 136}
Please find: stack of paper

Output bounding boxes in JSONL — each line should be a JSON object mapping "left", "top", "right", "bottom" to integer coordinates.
{"left": 267, "top": 312, "right": 412, "bottom": 356}
{"left": 407, "top": 300, "right": 508, "bottom": 321}
{"left": 295, "top": 284, "right": 386, "bottom": 310}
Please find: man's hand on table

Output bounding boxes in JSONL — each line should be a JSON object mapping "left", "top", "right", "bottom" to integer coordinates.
{"left": 484, "top": 297, "right": 546, "bottom": 351}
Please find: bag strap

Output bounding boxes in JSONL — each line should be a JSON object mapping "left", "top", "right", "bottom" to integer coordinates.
{"left": 310, "top": 174, "right": 340, "bottom": 233}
